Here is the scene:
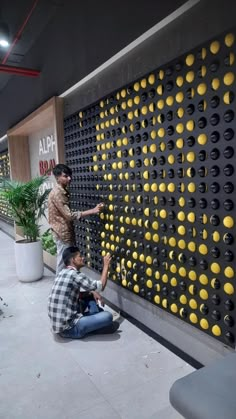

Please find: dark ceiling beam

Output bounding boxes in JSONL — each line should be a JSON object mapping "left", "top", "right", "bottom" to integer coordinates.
{"left": 0, "top": 64, "right": 40, "bottom": 77}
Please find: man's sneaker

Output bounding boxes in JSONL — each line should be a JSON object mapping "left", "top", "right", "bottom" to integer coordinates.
{"left": 112, "top": 311, "right": 121, "bottom": 322}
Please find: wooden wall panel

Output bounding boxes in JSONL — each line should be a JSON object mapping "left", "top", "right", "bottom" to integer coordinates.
{"left": 8, "top": 135, "right": 30, "bottom": 181}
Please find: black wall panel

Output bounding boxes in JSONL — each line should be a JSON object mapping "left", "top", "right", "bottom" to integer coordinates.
{"left": 65, "top": 29, "right": 236, "bottom": 347}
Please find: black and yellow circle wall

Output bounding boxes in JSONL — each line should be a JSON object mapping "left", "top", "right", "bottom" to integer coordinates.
{"left": 64, "top": 29, "right": 236, "bottom": 347}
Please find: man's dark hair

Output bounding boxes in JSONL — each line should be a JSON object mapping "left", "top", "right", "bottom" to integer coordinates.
{"left": 62, "top": 246, "right": 80, "bottom": 266}
{"left": 53, "top": 164, "right": 72, "bottom": 177}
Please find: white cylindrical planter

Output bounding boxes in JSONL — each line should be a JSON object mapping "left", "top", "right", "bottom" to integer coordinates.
{"left": 14, "top": 240, "right": 44, "bottom": 282}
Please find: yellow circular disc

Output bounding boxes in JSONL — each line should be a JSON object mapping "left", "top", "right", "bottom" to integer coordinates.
{"left": 178, "top": 239, "right": 186, "bottom": 249}
{"left": 178, "top": 197, "right": 185, "bottom": 207}
{"left": 180, "top": 295, "right": 187, "bottom": 304}
{"left": 159, "top": 209, "right": 167, "bottom": 218}
{"left": 201, "top": 66, "right": 207, "bottom": 77}
{"left": 140, "top": 78, "right": 147, "bottom": 88}
{"left": 169, "top": 237, "right": 176, "bottom": 247}
{"left": 199, "top": 244, "right": 208, "bottom": 255}
{"left": 146, "top": 267, "right": 152, "bottom": 277}
{"left": 133, "top": 284, "right": 139, "bottom": 293}
{"left": 212, "top": 231, "right": 220, "bottom": 242}
{"left": 157, "top": 99, "right": 165, "bottom": 110}
{"left": 154, "top": 295, "right": 160, "bottom": 304}
{"left": 178, "top": 225, "right": 186, "bottom": 235}
{"left": 122, "top": 279, "right": 127, "bottom": 287}
{"left": 156, "top": 84, "right": 163, "bottom": 95}
{"left": 176, "top": 123, "right": 184, "bottom": 134}
{"left": 211, "top": 78, "right": 220, "bottom": 90}
{"left": 151, "top": 183, "right": 158, "bottom": 192}
{"left": 145, "top": 232, "right": 151, "bottom": 241}
{"left": 121, "top": 89, "right": 127, "bottom": 98}
{"left": 224, "top": 282, "right": 234, "bottom": 295}
{"left": 134, "top": 82, "right": 140, "bottom": 91}
{"left": 152, "top": 233, "right": 159, "bottom": 242}
{"left": 143, "top": 170, "right": 149, "bottom": 180}
{"left": 211, "top": 263, "right": 221, "bottom": 274}
{"left": 166, "top": 96, "right": 174, "bottom": 106}
{"left": 197, "top": 83, "right": 207, "bottom": 95}
{"left": 134, "top": 95, "right": 140, "bottom": 105}
{"left": 212, "top": 325, "right": 221, "bottom": 336}
{"left": 148, "top": 74, "right": 155, "bottom": 84}
{"left": 162, "top": 299, "right": 168, "bottom": 309}
{"left": 189, "top": 299, "right": 197, "bottom": 309}
{"left": 142, "top": 145, "right": 148, "bottom": 154}
{"left": 199, "top": 289, "right": 208, "bottom": 300}
{"left": 139, "top": 253, "right": 145, "bottom": 262}
{"left": 150, "top": 130, "right": 157, "bottom": 140}
{"left": 187, "top": 182, "right": 196, "bottom": 193}
{"left": 127, "top": 99, "right": 133, "bottom": 108}
{"left": 188, "top": 241, "right": 196, "bottom": 252}
{"left": 186, "top": 71, "right": 195, "bottom": 83}
{"left": 152, "top": 221, "right": 159, "bottom": 230}
{"left": 141, "top": 106, "right": 148, "bottom": 115}
{"left": 210, "top": 40, "right": 220, "bottom": 54}
{"left": 143, "top": 208, "right": 150, "bottom": 217}
{"left": 171, "top": 277, "right": 177, "bottom": 287}
{"left": 223, "top": 216, "right": 234, "bottom": 228}
{"left": 224, "top": 266, "right": 234, "bottom": 278}
{"left": 200, "top": 319, "right": 209, "bottom": 330}
{"left": 189, "top": 270, "right": 197, "bottom": 281}
{"left": 186, "top": 54, "right": 195, "bottom": 66}
{"left": 155, "top": 271, "right": 160, "bottom": 280}
{"left": 159, "top": 183, "right": 166, "bottom": 192}
{"left": 199, "top": 274, "right": 208, "bottom": 285}
{"left": 225, "top": 33, "right": 235, "bottom": 47}
{"left": 146, "top": 279, "right": 153, "bottom": 288}
{"left": 176, "top": 92, "right": 184, "bottom": 103}
{"left": 179, "top": 267, "right": 187, "bottom": 277}
{"left": 177, "top": 211, "right": 185, "bottom": 221}
{"left": 150, "top": 144, "right": 157, "bottom": 153}
{"left": 187, "top": 212, "right": 195, "bottom": 223}
{"left": 158, "top": 128, "right": 165, "bottom": 138}
{"left": 159, "top": 69, "right": 164, "bottom": 80}
{"left": 197, "top": 133, "right": 207, "bottom": 145}
{"left": 145, "top": 256, "right": 152, "bottom": 265}
{"left": 170, "top": 264, "right": 177, "bottom": 274}
{"left": 229, "top": 52, "right": 235, "bottom": 64}
{"left": 187, "top": 151, "right": 195, "bottom": 162}
{"left": 176, "top": 76, "right": 184, "bottom": 87}
{"left": 170, "top": 304, "right": 178, "bottom": 313}
{"left": 201, "top": 47, "right": 207, "bottom": 59}
{"left": 144, "top": 183, "right": 150, "bottom": 192}
{"left": 224, "top": 72, "right": 234, "bottom": 86}
{"left": 168, "top": 155, "right": 175, "bottom": 164}
{"left": 162, "top": 274, "right": 168, "bottom": 283}
{"left": 189, "top": 313, "right": 198, "bottom": 324}
{"left": 127, "top": 260, "right": 132, "bottom": 269}
{"left": 177, "top": 107, "right": 184, "bottom": 118}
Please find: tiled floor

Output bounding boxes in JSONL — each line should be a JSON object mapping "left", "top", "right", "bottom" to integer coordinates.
{"left": 0, "top": 230, "right": 193, "bottom": 418}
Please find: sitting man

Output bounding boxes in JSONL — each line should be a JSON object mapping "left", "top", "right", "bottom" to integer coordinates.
{"left": 48, "top": 246, "right": 119, "bottom": 338}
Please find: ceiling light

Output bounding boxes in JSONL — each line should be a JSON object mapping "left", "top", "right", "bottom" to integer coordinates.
{"left": 0, "top": 22, "right": 10, "bottom": 48}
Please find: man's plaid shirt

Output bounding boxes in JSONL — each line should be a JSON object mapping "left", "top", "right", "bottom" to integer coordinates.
{"left": 48, "top": 267, "right": 102, "bottom": 333}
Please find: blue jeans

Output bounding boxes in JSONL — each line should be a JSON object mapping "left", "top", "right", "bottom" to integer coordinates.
{"left": 60, "top": 300, "right": 113, "bottom": 339}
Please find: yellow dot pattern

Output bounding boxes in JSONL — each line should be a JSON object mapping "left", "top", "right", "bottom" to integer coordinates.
{"left": 64, "top": 30, "right": 236, "bottom": 348}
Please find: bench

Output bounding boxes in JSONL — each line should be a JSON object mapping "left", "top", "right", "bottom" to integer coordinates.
{"left": 169, "top": 352, "right": 236, "bottom": 419}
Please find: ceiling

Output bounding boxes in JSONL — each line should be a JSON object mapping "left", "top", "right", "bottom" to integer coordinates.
{"left": 0, "top": 0, "right": 187, "bottom": 144}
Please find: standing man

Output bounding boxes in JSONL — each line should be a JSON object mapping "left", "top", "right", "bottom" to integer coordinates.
{"left": 48, "top": 164, "right": 103, "bottom": 274}
{"left": 48, "top": 247, "right": 119, "bottom": 338}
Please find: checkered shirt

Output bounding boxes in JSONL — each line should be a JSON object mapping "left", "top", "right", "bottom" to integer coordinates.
{"left": 48, "top": 267, "right": 102, "bottom": 333}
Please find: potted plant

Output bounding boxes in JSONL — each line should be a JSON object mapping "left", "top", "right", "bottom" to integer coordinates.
{"left": 0, "top": 175, "right": 50, "bottom": 282}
